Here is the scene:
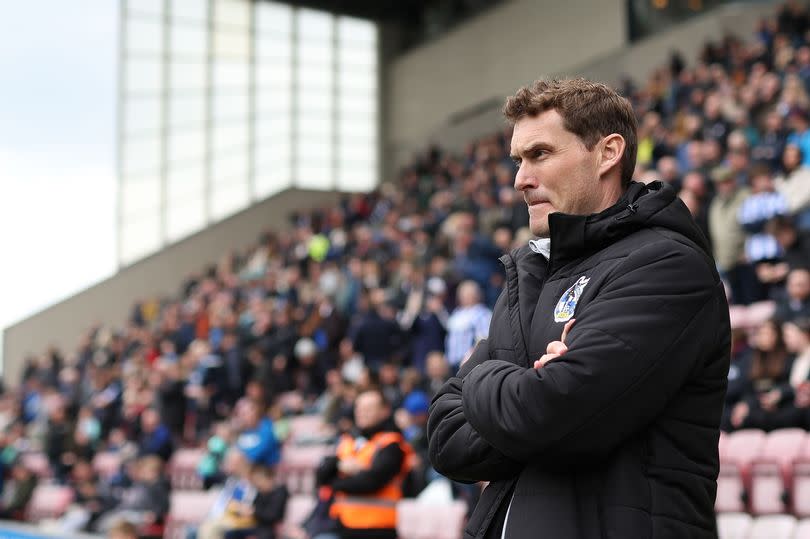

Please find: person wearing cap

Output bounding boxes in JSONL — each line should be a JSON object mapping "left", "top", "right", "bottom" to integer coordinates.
{"left": 709, "top": 164, "right": 752, "bottom": 303}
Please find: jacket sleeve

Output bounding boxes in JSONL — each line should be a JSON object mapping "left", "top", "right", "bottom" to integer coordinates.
{"left": 330, "top": 443, "right": 404, "bottom": 494}
{"left": 427, "top": 339, "right": 524, "bottom": 483}
{"left": 254, "top": 486, "right": 289, "bottom": 525}
{"left": 462, "top": 241, "right": 727, "bottom": 463}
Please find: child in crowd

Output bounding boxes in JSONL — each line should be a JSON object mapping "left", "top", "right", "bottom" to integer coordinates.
{"left": 223, "top": 465, "right": 289, "bottom": 539}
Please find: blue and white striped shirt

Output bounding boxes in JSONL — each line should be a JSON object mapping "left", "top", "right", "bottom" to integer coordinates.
{"left": 445, "top": 304, "right": 492, "bottom": 367}
{"left": 738, "top": 191, "right": 788, "bottom": 233}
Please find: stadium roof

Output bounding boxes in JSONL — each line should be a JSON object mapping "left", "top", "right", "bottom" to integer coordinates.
{"left": 269, "top": 0, "right": 505, "bottom": 54}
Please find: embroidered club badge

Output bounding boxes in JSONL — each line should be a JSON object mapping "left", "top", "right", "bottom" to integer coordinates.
{"left": 554, "top": 276, "right": 590, "bottom": 323}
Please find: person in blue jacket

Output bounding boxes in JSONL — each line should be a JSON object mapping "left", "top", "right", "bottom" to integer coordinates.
{"left": 236, "top": 398, "right": 280, "bottom": 467}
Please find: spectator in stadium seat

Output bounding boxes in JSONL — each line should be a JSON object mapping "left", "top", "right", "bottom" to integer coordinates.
{"left": 315, "top": 388, "right": 412, "bottom": 539}
{"left": 195, "top": 450, "right": 257, "bottom": 539}
{"left": 787, "top": 107, "right": 810, "bottom": 166}
{"left": 137, "top": 407, "right": 173, "bottom": 462}
{"left": 739, "top": 165, "right": 789, "bottom": 262}
{"left": 728, "top": 319, "right": 791, "bottom": 430}
{"left": 775, "top": 143, "right": 810, "bottom": 230}
{"left": 756, "top": 216, "right": 810, "bottom": 290}
{"left": 400, "top": 279, "right": 448, "bottom": 374}
{"left": 45, "top": 399, "right": 75, "bottom": 483}
{"left": 709, "top": 165, "right": 754, "bottom": 304}
{"left": 218, "top": 330, "right": 246, "bottom": 409}
{"left": 752, "top": 110, "right": 789, "bottom": 170}
{"left": 222, "top": 465, "right": 289, "bottom": 539}
{"left": 444, "top": 281, "right": 491, "bottom": 371}
{"left": 776, "top": 267, "right": 810, "bottom": 322}
{"left": 235, "top": 398, "right": 279, "bottom": 468}
{"left": 656, "top": 155, "right": 682, "bottom": 192}
{"left": 198, "top": 422, "right": 234, "bottom": 489}
{"left": 184, "top": 340, "right": 225, "bottom": 439}
{"left": 378, "top": 363, "right": 401, "bottom": 408}
{"left": 425, "top": 351, "right": 450, "bottom": 399}
{"left": 154, "top": 359, "right": 186, "bottom": 440}
{"left": 738, "top": 317, "right": 810, "bottom": 430}
{"left": 292, "top": 338, "right": 326, "bottom": 404}
{"left": 721, "top": 328, "right": 754, "bottom": 431}
{"left": 88, "top": 367, "right": 122, "bottom": 438}
{"left": 50, "top": 459, "right": 113, "bottom": 532}
{"left": 0, "top": 459, "right": 37, "bottom": 520}
{"left": 94, "top": 455, "right": 170, "bottom": 533}
{"left": 349, "top": 289, "right": 405, "bottom": 370}
{"left": 429, "top": 79, "right": 729, "bottom": 539}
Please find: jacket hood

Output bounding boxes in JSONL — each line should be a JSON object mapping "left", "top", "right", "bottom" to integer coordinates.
{"left": 546, "top": 181, "right": 711, "bottom": 271}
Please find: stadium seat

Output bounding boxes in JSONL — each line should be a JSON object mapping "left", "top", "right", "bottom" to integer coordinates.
{"left": 277, "top": 391, "right": 305, "bottom": 414}
{"left": 728, "top": 301, "right": 776, "bottom": 331}
{"left": 746, "top": 301, "right": 776, "bottom": 328}
{"left": 287, "top": 414, "right": 333, "bottom": 446}
{"left": 728, "top": 305, "right": 749, "bottom": 331}
{"left": 750, "top": 429, "right": 806, "bottom": 515}
{"left": 396, "top": 499, "right": 467, "bottom": 539}
{"left": 163, "top": 489, "right": 220, "bottom": 539}
{"left": 747, "top": 514, "right": 797, "bottom": 539}
{"left": 718, "top": 430, "right": 729, "bottom": 458}
{"left": 277, "top": 494, "right": 317, "bottom": 538}
{"left": 168, "top": 447, "right": 206, "bottom": 490}
{"left": 92, "top": 451, "right": 122, "bottom": 479}
{"left": 716, "top": 512, "right": 752, "bottom": 539}
{"left": 20, "top": 451, "right": 52, "bottom": 479}
{"left": 795, "top": 518, "right": 810, "bottom": 539}
{"left": 716, "top": 429, "right": 767, "bottom": 513}
{"left": 25, "top": 484, "right": 73, "bottom": 522}
{"left": 277, "top": 444, "right": 335, "bottom": 495}
{"left": 791, "top": 434, "right": 810, "bottom": 518}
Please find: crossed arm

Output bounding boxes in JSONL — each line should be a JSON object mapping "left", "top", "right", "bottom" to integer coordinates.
{"left": 427, "top": 243, "right": 721, "bottom": 479}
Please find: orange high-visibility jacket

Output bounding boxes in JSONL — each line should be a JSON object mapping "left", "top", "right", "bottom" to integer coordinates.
{"left": 329, "top": 431, "right": 413, "bottom": 529}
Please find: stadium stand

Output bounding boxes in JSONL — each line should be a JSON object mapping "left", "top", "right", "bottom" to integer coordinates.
{"left": 2, "top": 1, "right": 810, "bottom": 538}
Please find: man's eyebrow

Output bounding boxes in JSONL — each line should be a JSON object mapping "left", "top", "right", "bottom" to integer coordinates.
{"left": 511, "top": 142, "right": 553, "bottom": 158}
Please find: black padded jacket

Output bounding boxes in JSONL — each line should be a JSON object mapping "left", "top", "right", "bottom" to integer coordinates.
{"left": 428, "top": 181, "right": 730, "bottom": 539}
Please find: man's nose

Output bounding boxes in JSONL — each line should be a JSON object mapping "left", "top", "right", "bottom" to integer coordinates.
{"left": 514, "top": 165, "right": 537, "bottom": 192}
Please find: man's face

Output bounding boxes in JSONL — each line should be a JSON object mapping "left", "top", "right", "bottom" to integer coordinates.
{"left": 511, "top": 110, "right": 602, "bottom": 238}
{"left": 788, "top": 270, "right": 810, "bottom": 301}
{"left": 354, "top": 391, "right": 387, "bottom": 431}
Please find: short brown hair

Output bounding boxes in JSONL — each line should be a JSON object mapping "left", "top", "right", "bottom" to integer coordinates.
{"left": 503, "top": 78, "right": 638, "bottom": 186}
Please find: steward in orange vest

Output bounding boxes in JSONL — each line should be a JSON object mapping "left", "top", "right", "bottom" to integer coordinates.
{"left": 316, "top": 388, "right": 413, "bottom": 539}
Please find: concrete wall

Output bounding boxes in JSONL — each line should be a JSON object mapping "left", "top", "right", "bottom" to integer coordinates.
{"left": 2, "top": 188, "right": 340, "bottom": 386}
{"left": 385, "top": 0, "right": 628, "bottom": 171}
{"left": 386, "top": 1, "right": 780, "bottom": 169}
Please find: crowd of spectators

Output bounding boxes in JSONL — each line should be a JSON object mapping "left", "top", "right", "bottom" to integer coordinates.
{"left": 0, "top": 1, "right": 809, "bottom": 536}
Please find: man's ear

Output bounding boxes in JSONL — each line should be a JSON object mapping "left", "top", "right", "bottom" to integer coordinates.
{"left": 598, "top": 133, "right": 626, "bottom": 179}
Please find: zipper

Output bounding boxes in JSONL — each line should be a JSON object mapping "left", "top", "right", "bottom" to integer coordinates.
{"left": 614, "top": 202, "right": 639, "bottom": 221}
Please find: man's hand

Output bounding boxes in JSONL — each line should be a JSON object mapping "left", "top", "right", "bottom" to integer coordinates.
{"left": 760, "top": 389, "right": 782, "bottom": 411}
{"left": 338, "top": 458, "right": 364, "bottom": 475}
{"left": 534, "top": 319, "right": 575, "bottom": 369}
{"left": 730, "top": 401, "right": 749, "bottom": 428}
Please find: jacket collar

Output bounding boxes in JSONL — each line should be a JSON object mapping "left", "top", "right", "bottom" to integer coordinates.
{"left": 545, "top": 181, "right": 674, "bottom": 272}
